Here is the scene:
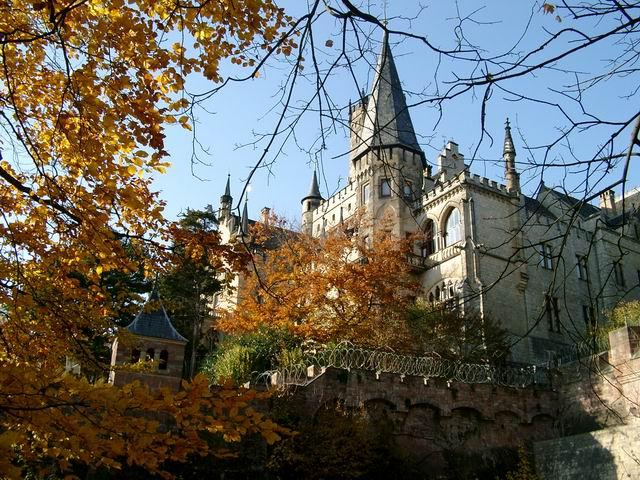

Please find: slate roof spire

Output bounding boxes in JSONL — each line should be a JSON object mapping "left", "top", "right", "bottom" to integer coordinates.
{"left": 239, "top": 198, "right": 249, "bottom": 235}
{"left": 221, "top": 174, "right": 232, "bottom": 203}
{"left": 126, "top": 286, "right": 187, "bottom": 342}
{"left": 302, "top": 170, "right": 323, "bottom": 203}
{"left": 355, "top": 31, "right": 422, "bottom": 158}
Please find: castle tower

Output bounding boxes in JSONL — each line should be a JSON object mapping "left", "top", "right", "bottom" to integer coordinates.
{"left": 503, "top": 119, "right": 520, "bottom": 193}
{"left": 301, "top": 170, "right": 323, "bottom": 236}
{"left": 219, "top": 174, "right": 232, "bottom": 220}
{"left": 110, "top": 288, "right": 187, "bottom": 392}
{"left": 347, "top": 31, "right": 425, "bottom": 235}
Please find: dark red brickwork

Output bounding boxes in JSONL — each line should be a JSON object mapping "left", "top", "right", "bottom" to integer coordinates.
{"left": 110, "top": 336, "right": 185, "bottom": 392}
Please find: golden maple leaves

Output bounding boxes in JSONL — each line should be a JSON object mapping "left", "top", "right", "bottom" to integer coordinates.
{"left": 0, "top": 0, "right": 294, "bottom": 477}
{"left": 218, "top": 213, "right": 422, "bottom": 350}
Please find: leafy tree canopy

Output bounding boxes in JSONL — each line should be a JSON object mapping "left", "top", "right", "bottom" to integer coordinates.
{"left": 0, "top": 0, "right": 294, "bottom": 476}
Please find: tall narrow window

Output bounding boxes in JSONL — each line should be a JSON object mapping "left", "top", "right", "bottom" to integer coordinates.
{"left": 545, "top": 295, "right": 561, "bottom": 333}
{"left": 145, "top": 348, "right": 155, "bottom": 361}
{"left": 362, "top": 183, "right": 370, "bottom": 203}
{"left": 421, "top": 219, "right": 436, "bottom": 256}
{"left": 403, "top": 181, "right": 413, "bottom": 200}
{"left": 159, "top": 350, "right": 169, "bottom": 370}
{"left": 380, "top": 178, "right": 391, "bottom": 198}
{"left": 576, "top": 255, "right": 588, "bottom": 280}
{"left": 539, "top": 243, "right": 553, "bottom": 269}
{"left": 131, "top": 348, "right": 141, "bottom": 363}
{"left": 444, "top": 208, "right": 461, "bottom": 247}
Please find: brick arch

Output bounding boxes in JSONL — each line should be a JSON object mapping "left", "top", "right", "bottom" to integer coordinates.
{"left": 527, "top": 413, "right": 556, "bottom": 441}
{"left": 439, "top": 406, "right": 483, "bottom": 449}
{"left": 363, "top": 397, "right": 397, "bottom": 413}
{"left": 402, "top": 402, "right": 442, "bottom": 440}
{"left": 313, "top": 398, "right": 345, "bottom": 423}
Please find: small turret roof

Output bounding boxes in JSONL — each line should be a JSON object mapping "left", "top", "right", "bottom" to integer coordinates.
{"left": 126, "top": 288, "right": 187, "bottom": 342}
{"left": 302, "top": 170, "right": 324, "bottom": 203}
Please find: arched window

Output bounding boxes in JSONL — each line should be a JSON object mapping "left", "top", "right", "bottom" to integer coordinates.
{"left": 444, "top": 208, "right": 461, "bottom": 246}
{"left": 145, "top": 348, "right": 155, "bottom": 361}
{"left": 435, "top": 286, "right": 440, "bottom": 301}
{"left": 421, "top": 219, "right": 436, "bottom": 256}
{"left": 159, "top": 350, "right": 169, "bottom": 370}
{"left": 131, "top": 348, "right": 141, "bottom": 363}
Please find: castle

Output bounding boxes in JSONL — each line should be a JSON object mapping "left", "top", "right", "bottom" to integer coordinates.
{"left": 215, "top": 32, "right": 640, "bottom": 364}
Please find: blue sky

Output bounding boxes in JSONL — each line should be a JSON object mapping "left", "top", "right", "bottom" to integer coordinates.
{"left": 153, "top": 1, "right": 640, "bottom": 223}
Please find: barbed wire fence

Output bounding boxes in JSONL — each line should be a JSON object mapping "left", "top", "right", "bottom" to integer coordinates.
{"left": 253, "top": 342, "right": 552, "bottom": 390}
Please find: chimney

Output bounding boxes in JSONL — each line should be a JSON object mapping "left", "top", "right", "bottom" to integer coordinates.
{"left": 599, "top": 190, "right": 616, "bottom": 216}
{"left": 261, "top": 207, "right": 271, "bottom": 225}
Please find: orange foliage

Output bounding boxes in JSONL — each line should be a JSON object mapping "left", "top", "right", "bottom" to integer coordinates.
{"left": 218, "top": 213, "right": 422, "bottom": 349}
{"left": 0, "top": 0, "right": 293, "bottom": 476}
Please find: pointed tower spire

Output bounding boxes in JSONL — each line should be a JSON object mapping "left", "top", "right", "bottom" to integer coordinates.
{"left": 239, "top": 198, "right": 249, "bottom": 235}
{"left": 503, "top": 118, "right": 516, "bottom": 156}
{"left": 306, "top": 170, "right": 322, "bottom": 201}
{"left": 223, "top": 174, "right": 231, "bottom": 197}
{"left": 354, "top": 32, "right": 423, "bottom": 160}
{"left": 219, "top": 174, "right": 232, "bottom": 220}
{"left": 503, "top": 118, "right": 520, "bottom": 193}
{"left": 301, "top": 170, "right": 324, "bottom": 236}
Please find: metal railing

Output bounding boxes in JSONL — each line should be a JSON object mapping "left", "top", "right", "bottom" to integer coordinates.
{"left": 551, "top": 336, "right": 610, "bottom": 366}
{"left": 255, "top": 343, "right": 549, "bottom": 389}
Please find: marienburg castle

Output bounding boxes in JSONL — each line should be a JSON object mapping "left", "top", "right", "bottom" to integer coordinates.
{"left": 214, "top": 32, "right": 640, "bottom": 365}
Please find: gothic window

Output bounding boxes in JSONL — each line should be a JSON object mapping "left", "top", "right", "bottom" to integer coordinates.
{"left": 576, "top": 255, "right": 588, "bottom": 280}
{"left": 539, "top": 243, "right": 553, "bottom": 269}
{"left": 159, "top": 350, "right": 169, "bottom": 370}
{"left": 380, "top": 178, "right": 391, "bottom": 198}
{"left": 146, "top": 348, "right": 155, "bottom": 361}
{"left": 444, "top": 208, "right": 461, "bottom": 247}
{"left": 421, "top": 219, "right": 436, "bottom": 257}
{"left": 545, "top": 295, "right": 561, "bottom": 333}
{"left": 362, "top": 183, "right": 370, "bottom": 203}
{"left": 403, "top": 181, "right": 413, "bottom": 200}
{"left": 131, "top": 348, "right": 141, "bottom": 363}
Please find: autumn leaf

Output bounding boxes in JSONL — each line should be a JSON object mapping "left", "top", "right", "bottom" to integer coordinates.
{"left": 0, "top": 0, "right": 294, "bottom": 476}
{"left": 542, "top": 3, "right": 555, "bottom": 14}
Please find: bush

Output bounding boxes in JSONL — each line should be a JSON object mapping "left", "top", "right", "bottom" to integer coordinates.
{"left": 201, "top": 327, "right": 302, "bottom": 385}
